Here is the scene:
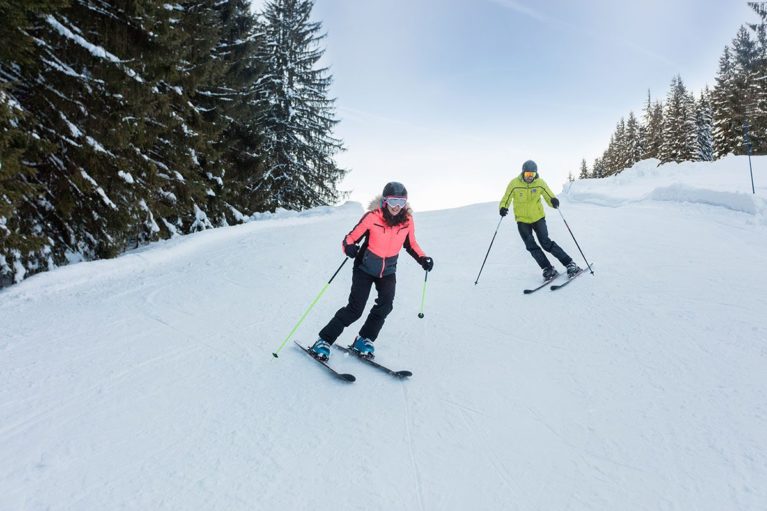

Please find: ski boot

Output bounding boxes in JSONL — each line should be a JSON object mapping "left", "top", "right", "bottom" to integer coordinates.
{"left": 542, "top": 266, "right": 558, "bottom": 281}
{"left": 351, "top": 336, "right": 375, "bottom": 358}
{"left": 566, "top": 261, "right": 581, "bottom": 278}
{"left": 309, "top": 338, "right": 331, "bottom": 361}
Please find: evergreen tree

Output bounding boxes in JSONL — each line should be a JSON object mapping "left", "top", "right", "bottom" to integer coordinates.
{"left": 0, "top": 0, "right": 66, "bottom": 284}
{"left": 642, "top": 90, "right": 664, "bottom": 160}
{"left": 601, "top": 118, "right": 629, "bottom": 177}
{"left": 214, "top": 1, "right": 268, "bottom": 217}
{"left": 696, "top": 87, "right": 715, "bottom": 161}
{"left": 256, "top": 0, "right": 346, "bottom": 211}
{"left": 660, "top": 75, "right": 699, "bottom": 163}
{"left": 712, "top": 46, "right": 739, "bottom": 157}
{"left": 578, "top": 158, "right": 589, "bottom": 179}
{"left": 732, "top": 25, "right": 760, "bottom": 153}
{"left": 601, "top": 136, "right": 616, "bottom": 176}
{"left": 592, "top": 157, "right": 604, "bottom": 179}
{"left": 746, "top": 3, "right": 767, "bottom": 153}
{"left": 625, "top": 111, "right": 643, "bottom": 167}
{"left": 712, "top": 27, "right": 758, "bottom": 158}
{"left": 0, "top": 1, "right": 246, "bottom": 284}
{"left": 613, "top": 118, "right": 628, "bottom": 174}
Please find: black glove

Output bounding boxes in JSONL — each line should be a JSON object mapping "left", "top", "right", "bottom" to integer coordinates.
{"left": 419, "top": 256, "right": 434, "bottom": 272}
{"left": 344, "top": 244, "right": 359, "bottom": 258}
{"left": 499, "top": 207, "right": 508, "bottom": 217}
{"left": 551, "top": 197, "right": 560, "bottom": 209}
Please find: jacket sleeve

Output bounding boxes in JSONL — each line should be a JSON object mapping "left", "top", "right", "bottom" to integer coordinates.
{"left": 342, "top": 212, "right": 373, "bottom": 253}
{"left": 499, "top": 180, "right": 515, "bottom": 209}
{"left": 404, "top": 219, "right": 426, "bottom": 261}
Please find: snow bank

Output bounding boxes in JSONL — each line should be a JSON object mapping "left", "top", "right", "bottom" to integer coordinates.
{"left": 562, "top": 156, "right": 766, "bottom": 222}
{"left": 0, "top": 201, "right": 362, "bottom": 299}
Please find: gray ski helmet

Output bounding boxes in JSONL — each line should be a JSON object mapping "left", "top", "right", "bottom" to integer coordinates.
{"left": 383, "top": 181, "right": 407, "bottom": 198}
{"left": 522, "top": 160, "right": 538, "bottom": 173}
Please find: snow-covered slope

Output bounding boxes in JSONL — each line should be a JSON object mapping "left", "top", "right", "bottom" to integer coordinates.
{"left": 1, "top": 156, "right": 766, "bottom": 510}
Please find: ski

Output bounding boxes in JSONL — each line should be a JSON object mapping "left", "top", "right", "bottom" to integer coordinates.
{"left": 550, "top": 264, "right": 595, "bottom": 291}
{"left": 334, "top": 344, "right": 412, "bottom": 379}
{"left": 294, "top": 341, "right": 356, "bottom": 382}
{"left": 523, "top": 273, "right": 562, "bottom": 294}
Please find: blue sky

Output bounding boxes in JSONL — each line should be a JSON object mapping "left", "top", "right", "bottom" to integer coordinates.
{"left": 296, "top": 1, "right": 755, "bottom": 210}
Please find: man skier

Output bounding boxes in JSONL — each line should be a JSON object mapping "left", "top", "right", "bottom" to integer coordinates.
{"left": 499, "top": 160, "right": 580, "bottom": 280}
{"left": 309, "top": 182, "right": 433, "bottom": 361}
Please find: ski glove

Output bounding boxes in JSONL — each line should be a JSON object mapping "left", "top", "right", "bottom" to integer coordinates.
{"left": 344, "top": 244, "right": 359, "bottom": 258}
{"left": 419, "top": 256, "right": 434, "bottom": 272}
{"left": 499, "top": 207, "right": 509, "bottom": 217}
{"left": 551, "top": 197, "right": 560, "bottom": 209}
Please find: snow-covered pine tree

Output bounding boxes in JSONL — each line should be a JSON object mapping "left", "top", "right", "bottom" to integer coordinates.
{"left": 732, "top": 26, "right": 760, "bottom": 154}
{"left": 746, "top": 4, "right": 767, "bottom": 153}
{"left": 578, "top": 158, "right": 589, "bottom": 179}
{"left": 712, "top": 46, "right": 739, "bottom": 158}
{"left": 1, "top": 0, "right": 159, "bottom": 277}
{"left": 255, "top": 0, "right": 346, "bottom": 211}
{"left": 148, "top": 1, "right": 232, "bottom": 234}
{"left": 625, "top": 111, "right": 643, "bottom": 168}
{"left": 600, "top": 136, "right": 616, "bottom": 176}
{"left": 602, "top": 118, "right": 628, "bottom": 176}
{"left": 0, "top": 0, "right": 251, "bottom": 286}
{"left": 591, "top": 157, "right": 604, "bottom": 179}
{"left": 614, "top": 117, "right": 629, "bottom": 173}
{"left": 642, "top": 90, "right": 664, "bottom": 160}
{"left": 213, "top": 0, "right": 269, "bottom": 218}
{"left": 696, "top": 87, "right": 714, "bottom": 161}
{"left": 660, "top": 75, "right": 699, "bottom": 163}
{"left": 0, "top": 0, "right": 64, "bottom": 285}
{"left": 712, "top": 27, "right": 758, "bottom": 159}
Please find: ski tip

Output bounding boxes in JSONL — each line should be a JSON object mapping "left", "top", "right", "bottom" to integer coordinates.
{"left": 272, "top": 352, "right": 279, "bottom": 358}
{"left": 523, "top": 289, "right": 533, "bottom": 294}
{"left": 395, "top": 371, "right": 413, "bottom": 378}
{"left": 340, "top": 374, "right": 356, "bottom": 382}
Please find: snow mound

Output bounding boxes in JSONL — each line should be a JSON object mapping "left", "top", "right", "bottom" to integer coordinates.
{"left": 562, "top": 156, "right": 766, "bottom": 222}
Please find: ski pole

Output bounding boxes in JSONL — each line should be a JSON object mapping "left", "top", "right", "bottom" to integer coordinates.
{"left": 417, "top": 270, "right": 428, "bottom": 318}
{"left": 557, "top": 209, "right": 594, "bottom": 275}
{"left": 272, "top": 257, "right": 349, "bottom": 358}
{"left": 474, "top": 216, "right": 504, "bottom": 285}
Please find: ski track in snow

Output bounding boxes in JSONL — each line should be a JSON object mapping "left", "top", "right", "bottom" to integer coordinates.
{"left": 1, "top": 156, "right": 766, "bottom": 510}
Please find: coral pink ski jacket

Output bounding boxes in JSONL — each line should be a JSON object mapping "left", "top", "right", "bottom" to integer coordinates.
{"left": 343, "top": 208, "right": 425, "bottom": 278}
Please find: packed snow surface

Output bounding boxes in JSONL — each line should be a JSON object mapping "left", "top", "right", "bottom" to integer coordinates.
{"left": 1, "top": 156, "right": 766, "bottom": 510}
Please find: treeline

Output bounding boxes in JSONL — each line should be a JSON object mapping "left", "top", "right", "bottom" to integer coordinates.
{"left": 577, "top": 2, "right": 767, "bottom": 180}
{"left": 0, "top": 0, "right": 345, "bottom": 287}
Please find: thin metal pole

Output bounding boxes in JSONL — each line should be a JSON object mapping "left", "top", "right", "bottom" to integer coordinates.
{"left": 474, "top": 216, "right": 504, "bottom": 285}
{"left": 557, "top": 209, "right": 594, "bottom": 275}
{"left": 272, "top": 258, "right": 349, "bottom": 358}
{"left": 744, "top": 119, "right": 756, "bottom": 194}
{"left": 418, "top": 271, "right": 428, "bottom": 318}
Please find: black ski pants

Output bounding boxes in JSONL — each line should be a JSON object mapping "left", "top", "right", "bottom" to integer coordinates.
{"left": 517, "top": 218, "right": 572, "bottom": 269}
{"left": 319, "top": 267, "right": 396, "bottom": 344}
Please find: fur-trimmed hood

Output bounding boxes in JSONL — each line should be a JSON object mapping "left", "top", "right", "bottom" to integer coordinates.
{"left": 368, "top": 195, "right": 413, "bottom": 226}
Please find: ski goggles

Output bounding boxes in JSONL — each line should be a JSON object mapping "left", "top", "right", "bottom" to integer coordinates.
{"left": 523, "top": 171, "right": 537, "bottom": 180}
{"left": 384, "top": 196, "right": 407, "bottom": 208}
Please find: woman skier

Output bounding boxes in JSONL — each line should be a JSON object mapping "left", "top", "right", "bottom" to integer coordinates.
{"left": 310, "top": 182, "right": 433, "bottom": 361}
{"left": 499, "top": 160, "right": 580, "bottom": 280}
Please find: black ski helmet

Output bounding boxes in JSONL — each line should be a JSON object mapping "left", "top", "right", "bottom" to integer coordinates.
{"left": 522, "top": 160, "right": 538, "bottom": 173}
{"left": 383, "top": 181, "right": 407, "bottom": 197}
